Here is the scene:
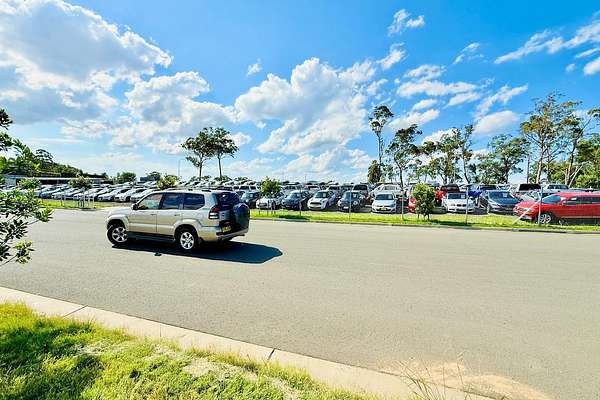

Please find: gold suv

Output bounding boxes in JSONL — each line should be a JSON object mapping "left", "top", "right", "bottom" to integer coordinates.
{"left": 106, "top": 190, "right": 250, "bottom": 252}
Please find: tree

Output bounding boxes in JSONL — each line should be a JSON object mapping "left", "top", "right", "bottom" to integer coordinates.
{"left": 116, "top": 171, "right": 136, "bottom": 184}
{"left": 18, "top": 178, "right": 40, "bottom": 190}
{"left": 70, "top": 175, "right": 92, "bottom": 191}
{"left": 146, "top": 171, "right": 162, "bottom": 181}
{"left": 182, "top": 128, "right": 216, "bottom": 178}
{"left": 34, "top": 149, "right": 54, "bottom": 170}
{"left": 387, "top": 124, "right": 421, "bottom": 187}
{"left": 562, "top": 108, "right": 600, "bottom": 186}
{"left": 260, "top": 176, "right": 281, "bottom": 197}
{"left": 367, "top": 160, "right": 381, "bottom": 184}
{"left": 0, "top": 109, "right": 52, "bottom": 265}
{"left": 435, "top": 131, "right": 461, "bottom": 184}
{"left": 157, "top": 175, "right": 178, "bottom": 189}
{"left": 210, "top": 127, "right": 238, "bottom": 180}
{"left": 478, "top": 134, "right": 528, "bottom": 183}
{"left": 573, "top": 133, "right": 600, "bottom": 188}
{"left": 456, "top": 125, "right": 474, "bottom": 183}
{"left": 520, "top": 93, "right": 577, "bottom": 183}
{"left": 369, "top": 105, "right": 394, "bottom": 177}
{"left": 412, "top": 183, "right": 435, "bottom": 220}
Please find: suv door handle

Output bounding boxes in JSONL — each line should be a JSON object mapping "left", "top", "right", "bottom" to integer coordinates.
{"left": 149, "top": 213, "right": 157, "bottom": 216}
{"left": 173, "top": 213, "right": 182, "bottom": 216}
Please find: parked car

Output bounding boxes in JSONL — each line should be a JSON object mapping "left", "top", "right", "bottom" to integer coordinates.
{"left": 468, "top": 184, "right": 497, "bottom": 198}
{"left": 478, "top": 190, "right": 519, "bottom": 214}
{"left": 256, "top": 192, "right": 285, "bottom": 209}
{"left": 282, "top": 190, "right": 311, "bottom": 210}
{"left": 371, "top": 184, "right": 405, "bottom": 200}
{"left": 338, "top": 190, "right": 363, "bottom": 212}
{"left": 115, "top": 187, "right": 146, "bottom": 202}
{"left": 308, "top": 190, "right": 337, "bottom": 211}
{"left": 371, "top": 191, "right": 397, "bottom": 214}
{"left": 106, "top": 190, "right": 250, "bottom": 251}
{"left": 352, "top": 183, "right": 370, "bottom": 200}
{"left": 442, "top": 192, "right": 475, "bottom": 213}
{"left": 513, "top": 191, "right": 600, "bottom": 224}
{"left": 241, "top": 190, "right": 261, "bottom": 208}
{"left": 98, "top": 187, "right": 131, "bottom": 202}
{"left": 435, "top": 184, "right": 461, "bottom": 204}
{"left": 541, "top": 183, "right": 569, "bottom": 194}
{"left": 407, "top": 196, "right": 416, "bottom": 213}
{"left": 509, "top": 183, "right": 541, "bottom": 199}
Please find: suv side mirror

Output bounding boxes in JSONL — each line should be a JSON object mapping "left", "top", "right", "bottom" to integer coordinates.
{"left": 131, "top": 203, "right": 137, "bottom": 210}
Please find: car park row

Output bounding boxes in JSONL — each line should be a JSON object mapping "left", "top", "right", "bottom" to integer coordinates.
{"left": 10, "top": 178, "right": 600, "bottom": 225}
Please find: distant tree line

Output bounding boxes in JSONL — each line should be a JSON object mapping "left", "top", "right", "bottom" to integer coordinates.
{"left": 371, "top": 93, "right": 600, "bottom": 187}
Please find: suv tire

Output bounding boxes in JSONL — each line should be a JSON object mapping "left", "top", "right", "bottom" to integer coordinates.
{"left": 176, "top": 228, "right": 198, "bottom": 252}
{"left": 107, "top": 223, "right": 128, "bottom": 246}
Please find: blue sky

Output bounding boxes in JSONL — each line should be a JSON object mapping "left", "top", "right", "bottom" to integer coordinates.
{"left": 1, "top": 0, "right": 600, "bottom": 181}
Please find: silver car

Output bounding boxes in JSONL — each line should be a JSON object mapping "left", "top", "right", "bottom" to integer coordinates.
{"left": 106, "top": 190, "right": 250, "bottom": 252}
{"left": 371, "top": 191, "right": 398, "bottom": 214}
{"left": 308, "top": 190, "right": 336, "bottom": 210}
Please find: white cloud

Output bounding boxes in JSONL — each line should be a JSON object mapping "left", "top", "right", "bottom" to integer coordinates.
{"left": 388, "top": 109, "right": 440, "bottom": 130}
{"left": 235, "top": 58, "right": 368, "bottom": 155}
{"left": 575, "top": 47, "right": 600, "bottom": 58}
{"left": 286, "top": 147, "right": 370, "bottom": 175}
{"left": 229, "top": 132, "right": 252, "bottom": 147}
{"left": 247, "top": 59, "right": 262, "bottom": 76}
{"left": 0, "top": 0, "right": 171, "bottom": 124}
{"left": 366, "top": 79, "right": 387, "bottom": 96}
{"left": 404, "top": 64, "right": 445, "bottom": 80}
{"left": 583, "top": 55, "right": 600, "bottom": 75}
{"left": 421, "top": 128, "right": 453, "bottom": 143}
{"left": 565, "top": 63, "right": 576, "bottom": 73}
{"left": 340, "top": 60, "right": 376, "bottom": 84}
{"left": 473, "top": 111, "right": 519, "bottom": 134}
{"left": 397, "top": 79, "right": 477, "bottom": 98}
{"left": 388, "top": 9, "right": 425, "bottom": 36}
{"left": 447, "top": 92, "right": 481, "bottom": 107}
{"left": 495, "top": 18, "right": 600, "bottom": 64}
{"left": 412, "top": 98, "right": 438, "bottom": 110}
{"left": 453, "top": 42, "right": 483, "bottom": 64}
{"left": 377, "top": 44, "right": 406, "bottom": 70}
{"left": 475, "top": 84, "right": 528, "bottom": 117}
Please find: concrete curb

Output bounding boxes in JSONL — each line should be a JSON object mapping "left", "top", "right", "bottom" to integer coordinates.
{"left": 251, "top": 215, "right": 600, "bottom": 234}
{"left": 0, "top": 286, "right": 490, "bottom": 400}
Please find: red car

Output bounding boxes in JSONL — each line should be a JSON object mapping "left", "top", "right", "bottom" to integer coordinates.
{"left": 407, "top": 197, "right": 416, "bottom": 213}
{"left": 513, "top": 191, "right": 600, "bottom": 224}
{"left": 435, "top": 184, "right": 461, "bottom": 204}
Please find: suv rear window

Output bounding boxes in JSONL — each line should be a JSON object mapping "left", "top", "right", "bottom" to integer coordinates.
{"left": 215, "top": 192, "right": 240, "bottom": 207}
{"left": 183, "top": 193, "right": 205, "bottom": 209}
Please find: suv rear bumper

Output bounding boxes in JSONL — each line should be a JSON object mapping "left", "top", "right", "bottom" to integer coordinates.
{"left": 197, "top": 226, "right": 249, "bottom": 242}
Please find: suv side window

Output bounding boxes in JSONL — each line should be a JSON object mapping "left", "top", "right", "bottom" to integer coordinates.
{"left": 137, "top": 193, "right": 162, "bottom": 210}
{"left": 160, "top": 193, "right": 183, "bottom": 210}
{"left": 183, "top": 193, "right": 205, "bottom": 209}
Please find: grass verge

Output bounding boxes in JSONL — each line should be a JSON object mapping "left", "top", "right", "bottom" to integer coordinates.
{"left": 251, "top": 209, "right": 600, "bottom": 232}
{"left": 41, "top": 199, "right": 122, "bottom": 209}
{"left": 0, "top": 303, "right": 381, "bottom": 400}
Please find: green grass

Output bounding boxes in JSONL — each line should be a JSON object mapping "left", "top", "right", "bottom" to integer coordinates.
{"left": 41, "top": 199, "right": 122, "bottom": 209}
{"left": 251, "top": 209, "right": 600, "bottom": 231}
{"left": 0, "top": 303, "right": 382, "bottom": 400}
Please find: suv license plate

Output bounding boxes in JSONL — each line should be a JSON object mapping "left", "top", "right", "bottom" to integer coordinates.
{"left": 222, "top": 226, "right": 232, "bottom": 233}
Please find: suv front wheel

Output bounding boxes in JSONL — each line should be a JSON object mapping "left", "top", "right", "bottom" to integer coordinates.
{"left": 177, "top": 228, "right": 198, "bottom": 252}
{"left": 107, "top": 223, "right": 128, "bottom": 246}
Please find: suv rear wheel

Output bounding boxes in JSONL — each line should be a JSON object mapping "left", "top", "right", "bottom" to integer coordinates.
{"left": 107, "top": 223, "right": 128, "bottom": 246}
{"left": 177, "top": 228, "right": 198, "bottom": 252}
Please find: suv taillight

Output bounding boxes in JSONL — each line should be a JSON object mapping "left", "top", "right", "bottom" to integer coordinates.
{"left": 209, "top": 205, "right": 220, "bottom": 219}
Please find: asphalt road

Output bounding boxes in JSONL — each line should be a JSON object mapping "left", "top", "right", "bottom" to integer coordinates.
{"left": 1, "top": 209, "right": 598, "bottom": 400}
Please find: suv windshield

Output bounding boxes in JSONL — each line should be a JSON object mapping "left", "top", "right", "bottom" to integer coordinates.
{"left": 375, "top": 193, "right": 394, "bottom": 200}
{"left": 342, "top": 192, "right": 360, "bottom": 200}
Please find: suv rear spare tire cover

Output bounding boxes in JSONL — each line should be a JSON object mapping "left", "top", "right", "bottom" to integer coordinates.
{"left": 233, "top": 203, "right": 250, "bottom": 229}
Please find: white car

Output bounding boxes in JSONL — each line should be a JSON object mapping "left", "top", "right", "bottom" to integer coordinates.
{"left": 115, "top": 187, "right": 147, "bottom": 202}
{"left": 131, "top": 188, "right": 157, "bottom": 203}
{"left": 371, "top": 184, "right": 405, "bottom": 200}
{"left": 541, "top": 183, "right": 569, "bottom": 194}
{"left": 442, "top": 192, "right": 475, "bottom": 213}
{"left": 371, "top": 191, "right": 398, "bottom": 214}
{"left": 308, "top": 190, "right": 337, "bottom": 210}
{"left": 256, "top": 192, "right": 285, "bottom": 209}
